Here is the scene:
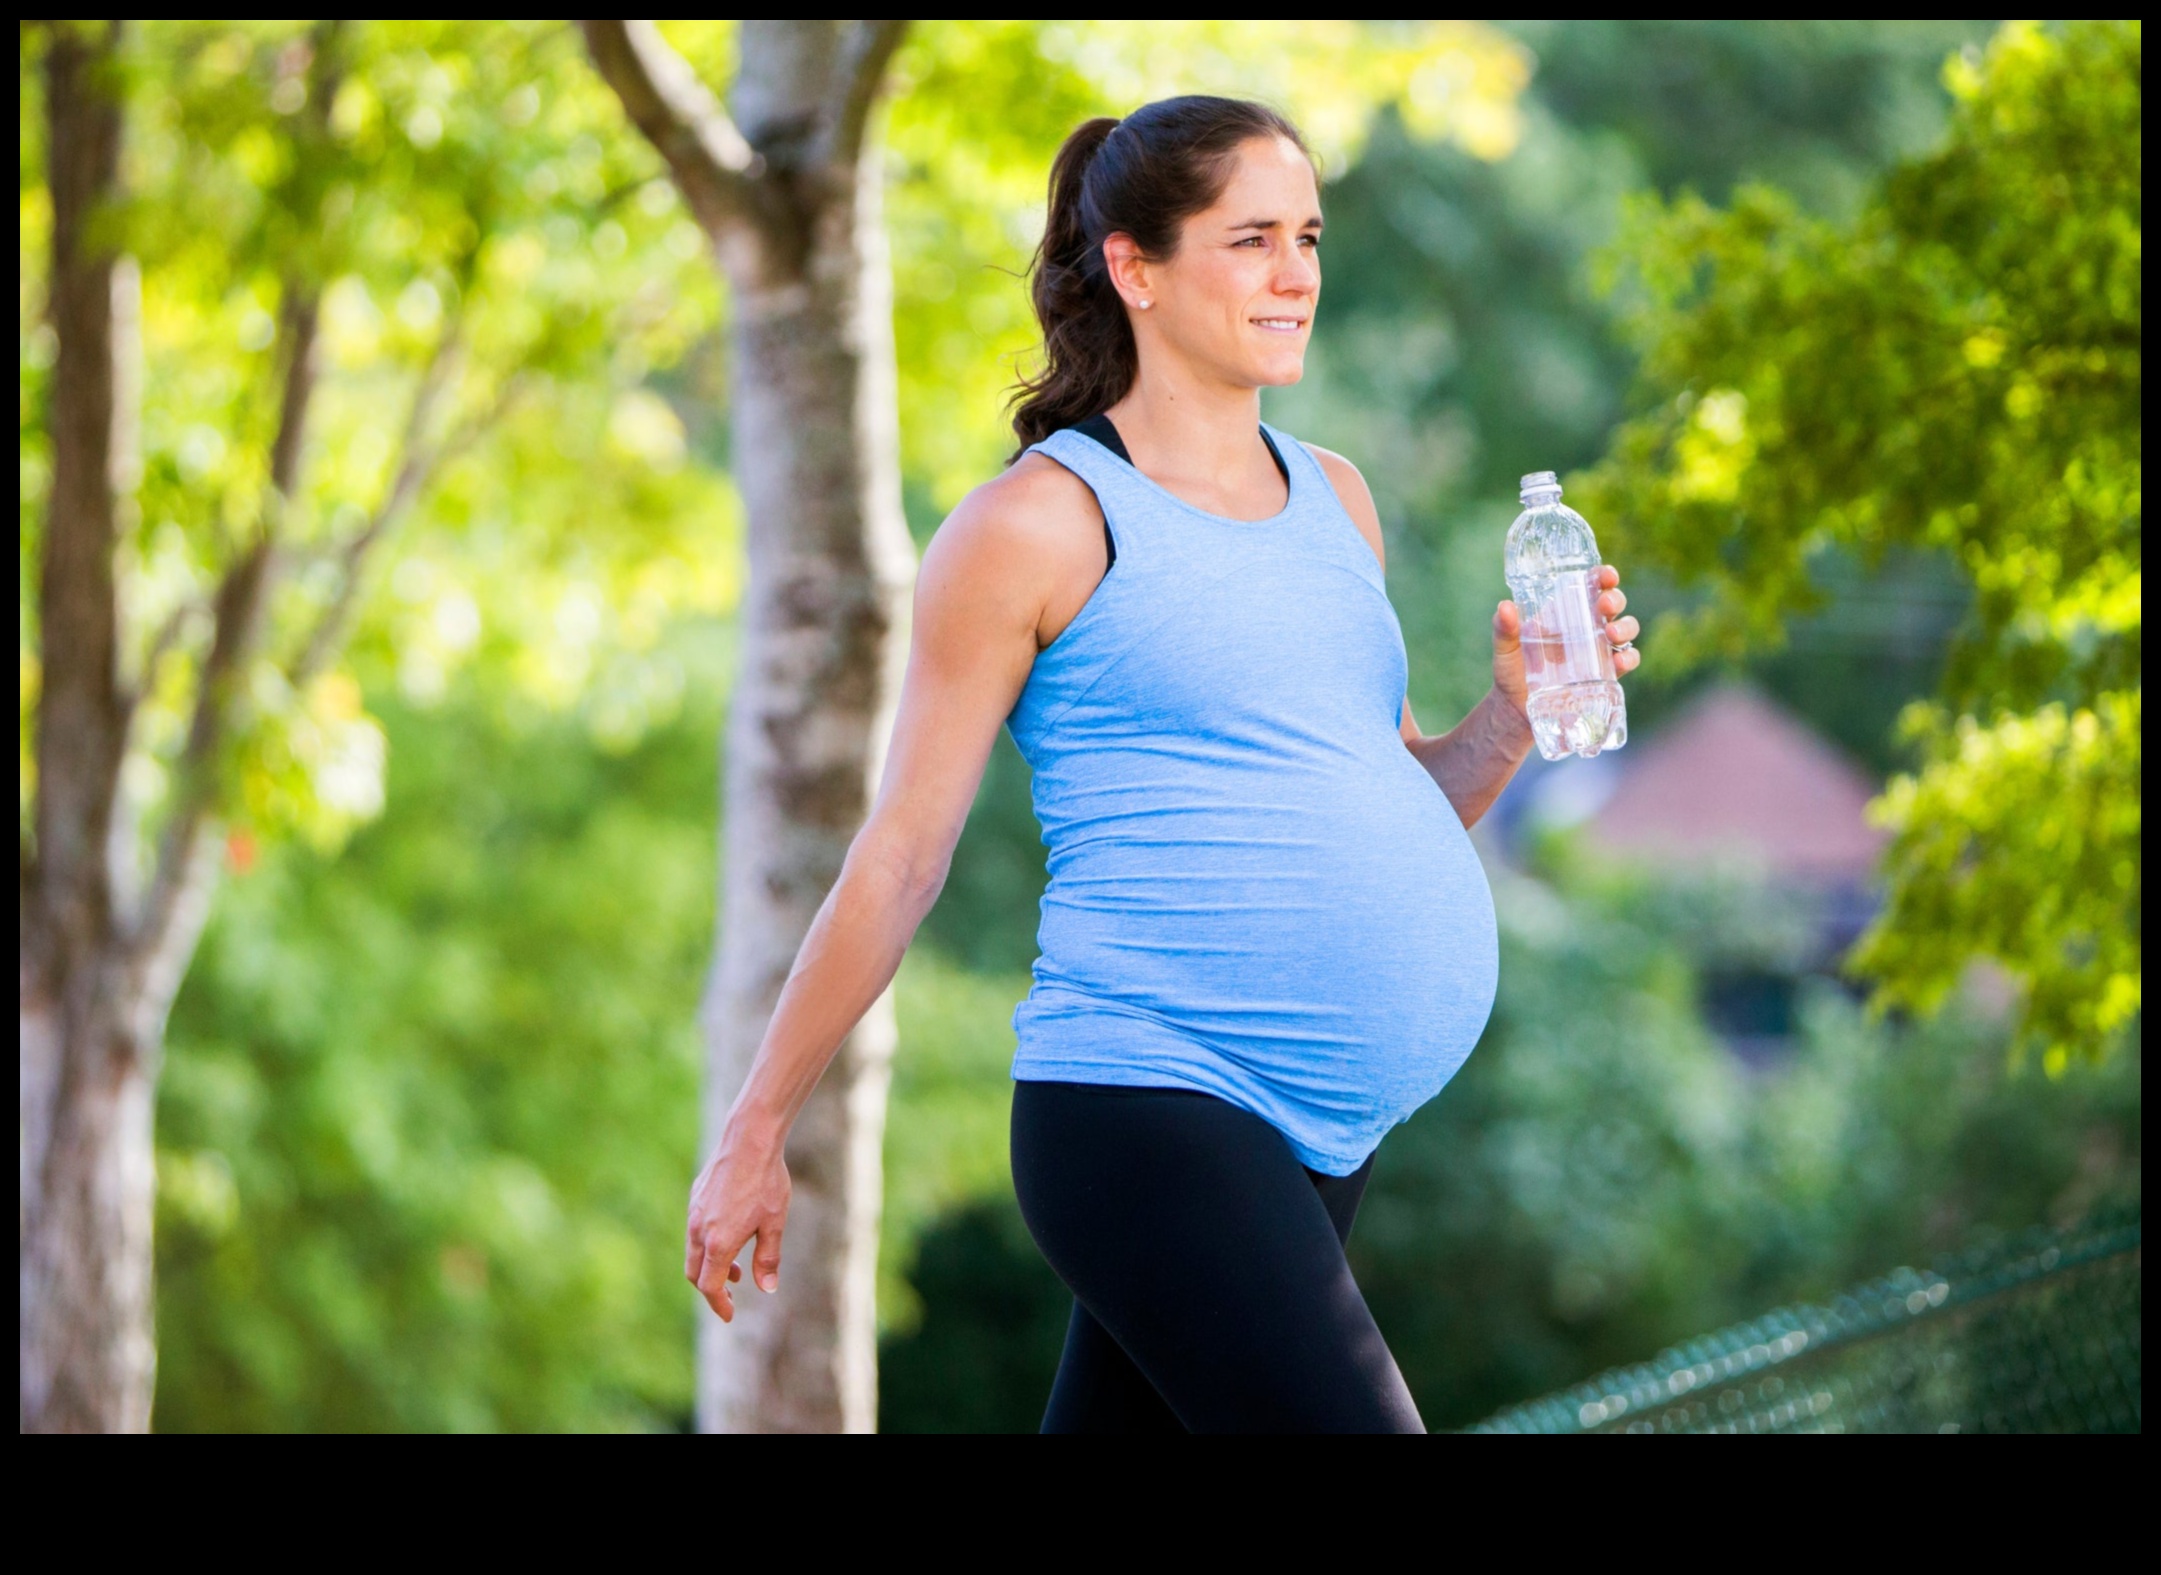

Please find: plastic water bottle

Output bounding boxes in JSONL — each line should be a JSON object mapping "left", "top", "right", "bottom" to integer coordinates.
{"left": 1505, "top": 471, "right": 1627, "bottom": 761}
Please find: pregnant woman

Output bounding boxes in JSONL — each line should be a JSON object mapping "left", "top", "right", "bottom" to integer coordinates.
{"left": 684, "top": 96, "right": 1642, "bottom": 1432}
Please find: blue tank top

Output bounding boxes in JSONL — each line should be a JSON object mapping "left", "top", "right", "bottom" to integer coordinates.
{"left": 1006, "top": 423, "right": 1499, "bottom": 1174}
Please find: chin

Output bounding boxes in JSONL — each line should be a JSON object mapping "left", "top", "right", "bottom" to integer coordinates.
{"left": 1243, "top": 347, "right": 1308, "bottom": 388}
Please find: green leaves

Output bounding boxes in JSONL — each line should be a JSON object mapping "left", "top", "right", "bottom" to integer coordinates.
{"left": 22, "top": 22, "right": 736, "bottom": 858}
{"left": 1582, "top": 21, "right": 2142, "bottom": 1061}
{"left": 1855, "top": 694, "right": 2142, "bottom": 1071}
{"left": 156, "top": 681, "right": 720, "bottom": 1431}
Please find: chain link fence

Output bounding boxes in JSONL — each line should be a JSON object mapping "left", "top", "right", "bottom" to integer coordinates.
{"left": 1473, "top": 1206, "right": 2141, "bottom": 1434}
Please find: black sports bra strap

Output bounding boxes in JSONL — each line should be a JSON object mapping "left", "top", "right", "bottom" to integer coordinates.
{"left": 1062, "top": 414, "right": 1290, "bottom": 570}
{"left": 1071, "top": 413, "right": 1289, "bottom": 482}
{"left": 1072, "top": 412, "right": 1130, "bottom": 464}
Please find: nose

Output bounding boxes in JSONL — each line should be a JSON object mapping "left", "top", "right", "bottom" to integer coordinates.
{"left": 1273, "top": 241, "right": 1318, "bottom": 297}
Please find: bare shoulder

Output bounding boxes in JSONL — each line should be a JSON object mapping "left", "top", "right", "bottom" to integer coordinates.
{"left": 930, "top": 453, "right": 1100, "bottom": 569}
{"left": 952, "top": 450, "right": 1101, "bottom": 532}
{"left": 919, "top": 452, "right": 1105, "bottom": 640}
{"left": 1300, "top": 443, "right": 1386, "bottom": 569}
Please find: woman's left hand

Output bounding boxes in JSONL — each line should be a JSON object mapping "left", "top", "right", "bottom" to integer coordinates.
{"left": 1491, "top": 564, "right": 1642, "bottom": 716}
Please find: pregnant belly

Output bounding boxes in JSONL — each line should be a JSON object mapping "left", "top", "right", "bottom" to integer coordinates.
{"left": 1037, "top": 758, "right": 1499, "bottom": 1086}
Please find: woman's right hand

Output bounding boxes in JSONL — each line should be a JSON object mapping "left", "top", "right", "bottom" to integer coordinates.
{"left": 686, "top": 1125, "right": 792, "bottom": 1322}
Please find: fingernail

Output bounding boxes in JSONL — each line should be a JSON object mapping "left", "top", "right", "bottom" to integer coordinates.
{"left": 759, "top": 1273, "right": 777, "bottom": 1293}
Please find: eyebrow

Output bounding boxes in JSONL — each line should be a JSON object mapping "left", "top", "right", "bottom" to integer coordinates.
{"left": 1227, "top": 216, "right": 1325, "bottom": 231}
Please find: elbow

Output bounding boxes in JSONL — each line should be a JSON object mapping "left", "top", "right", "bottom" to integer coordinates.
{"left": 849, "top": 830, "right": 950, "bottom": 913}
{"left": 901, "top": 858, "right": 950, "bottom": 912}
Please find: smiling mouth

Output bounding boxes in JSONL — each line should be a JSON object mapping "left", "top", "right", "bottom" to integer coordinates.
{"left": 1252, "top": 317, "right": 1308, "bottom": 333}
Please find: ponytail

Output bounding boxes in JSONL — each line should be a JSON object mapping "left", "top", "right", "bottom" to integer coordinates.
{"left": 1009, "top": 97, "right": 1311, "bottom": 457}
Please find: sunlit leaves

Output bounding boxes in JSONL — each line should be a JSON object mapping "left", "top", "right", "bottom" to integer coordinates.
{"left": 1855, "top": 693, "right": 2141, "bottom": 1069}
{"left": 232, "top": 670, "right": 387, "bottom": 850}
{"left": 22, "top": 20, "right": 737, "bottom": 860}
{"left": 1581, "top": 21, "right": 2142, "bottom": 1060}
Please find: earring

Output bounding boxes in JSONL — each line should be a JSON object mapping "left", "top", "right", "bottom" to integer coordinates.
{"left": 1137, "top": 299, "right": 1152, "bottom": 310}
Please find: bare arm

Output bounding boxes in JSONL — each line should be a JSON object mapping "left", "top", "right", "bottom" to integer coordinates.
{"left": 687, "top": 459, "right": 1096, "bottom": 1320}
{"left": 714, "top": 546, "right": 1033, "bottom": 1149}
{"left": 1304, "top": 444, "right": 1640, "bottom": 831}
{"left": 1403, "top": 678, "right": 1535, "bottom": 831}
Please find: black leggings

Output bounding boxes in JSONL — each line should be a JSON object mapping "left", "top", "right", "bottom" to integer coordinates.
{"left": 1011, "top": 1080, "right": 1425, "bottom": 1433}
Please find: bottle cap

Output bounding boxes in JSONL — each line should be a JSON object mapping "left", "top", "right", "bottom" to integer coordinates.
{"left": 1519, "top": 471, "right": 1562, "bottom": 504}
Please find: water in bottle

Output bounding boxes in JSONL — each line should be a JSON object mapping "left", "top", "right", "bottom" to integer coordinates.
{"left": 1505, "top": 471, "right": 1628, "bottom": 761}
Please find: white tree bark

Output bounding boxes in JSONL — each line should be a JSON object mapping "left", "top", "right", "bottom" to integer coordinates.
{"left": 584, "top": 19, "right": 914, "bottom": 1433}
{"left": 19, "top": 20, "right": 162, "bottom": 1434}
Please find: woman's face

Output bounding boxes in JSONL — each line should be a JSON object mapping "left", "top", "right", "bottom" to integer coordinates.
{"left": 1113, "top": 135, "right": 1322, "bottom": 391}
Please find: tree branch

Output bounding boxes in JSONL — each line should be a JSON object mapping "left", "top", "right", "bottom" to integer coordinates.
{"left": 815, "top": 20, "right": 909, "bottom": 173}
{"left": 579, "top": 20, "right": 765, "bottom": 239}
{"left": 133, "top": 539, "right": 268, "bottom": 966}
{"left": 122, "top": 595, "right": 195, "bottom": 713}
{"left": 286, "top": 323, "right": 499, "bottom": 686}
{"left": 593, "top": 171, "right": 670, "bottom": 217}
{"left": 267, "top": 291, "right": 320, "bottom": 498}
{"left": 130, "top": 21, "right": 344, "bottom": 969}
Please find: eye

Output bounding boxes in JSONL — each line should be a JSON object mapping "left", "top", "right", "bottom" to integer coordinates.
{"left": 1299, "top": 234, "right": 1321, "bottom": 249}
{"left": 1234, "top": 236, "right": 1267, "bottom": 247}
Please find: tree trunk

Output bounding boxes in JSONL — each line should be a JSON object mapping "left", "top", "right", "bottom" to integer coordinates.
{"left": 18, "top": 997, "right": 159, "bottom": 1434}
{"left": 20, "top": 19, "right": 161, "bottom": 1435}
{"left": 582, "top": 15, "right": 912, "bottom": 1434}
{"left": 23, "top": 19, "right": 504, "bottom": 1430}
{"left": 21, "top": 19, "right": 321, "bottom": 1434}
{"left": 694, "top": 23, "right": 915, "bottom": 1436}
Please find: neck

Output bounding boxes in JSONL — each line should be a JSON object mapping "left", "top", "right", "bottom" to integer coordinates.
{"left": 1104, "top": 352, "right": 1268, "bottom": 483}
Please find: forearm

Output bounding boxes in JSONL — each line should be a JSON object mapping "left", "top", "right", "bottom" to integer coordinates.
{"left": 721, "top": 841, "right": 942, "bottom": 1149}
{"left": 1407, "top": 687, "right": 1534, "bottom": 829}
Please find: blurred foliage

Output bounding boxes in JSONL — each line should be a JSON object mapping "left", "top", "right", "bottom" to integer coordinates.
{"left": 1583, "top": 21, "right": 2141, "bottom": 1062}
{"left": 879, "top": 945, "right": 1033, "bottom": 1330}
{"left": 917, "top": 729, "right": 1047, "bottom": 974}
{"left": 882, "top": 863, "right": 2142, "bottom": 1433}
{"left": 20, "top": 19, "right": 735, "bottom": 857}
{"left": 155, "top": 659, "right": 721, "bottom": 1431}
{"left": 878, "top": 1200, "right": 1073, "bottom": 1434}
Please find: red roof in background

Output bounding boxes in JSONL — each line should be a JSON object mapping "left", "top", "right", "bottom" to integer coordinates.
{"left": 1589, "top": 683, "right": 1889, "bottom": 882}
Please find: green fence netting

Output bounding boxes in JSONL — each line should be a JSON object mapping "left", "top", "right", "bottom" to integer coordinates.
{"left": 1472, "top": 1206, "right": 2141, "bottom": 1434}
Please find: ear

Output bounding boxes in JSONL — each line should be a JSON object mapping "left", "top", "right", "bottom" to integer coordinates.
{"left": 1102, "top": 232, "right": 1154, "bottom": 312}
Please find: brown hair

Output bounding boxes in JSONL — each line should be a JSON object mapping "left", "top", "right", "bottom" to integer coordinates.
{"left": 1009, "top": 96, "right": 1312, "bottom": 456}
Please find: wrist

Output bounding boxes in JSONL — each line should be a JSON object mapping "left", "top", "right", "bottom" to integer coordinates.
{"left": 1486, "top": 685, "right": 1534, "bottom": 752}
{"left": 720, "top": 1098, "right": 789, "bottom": 1160}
